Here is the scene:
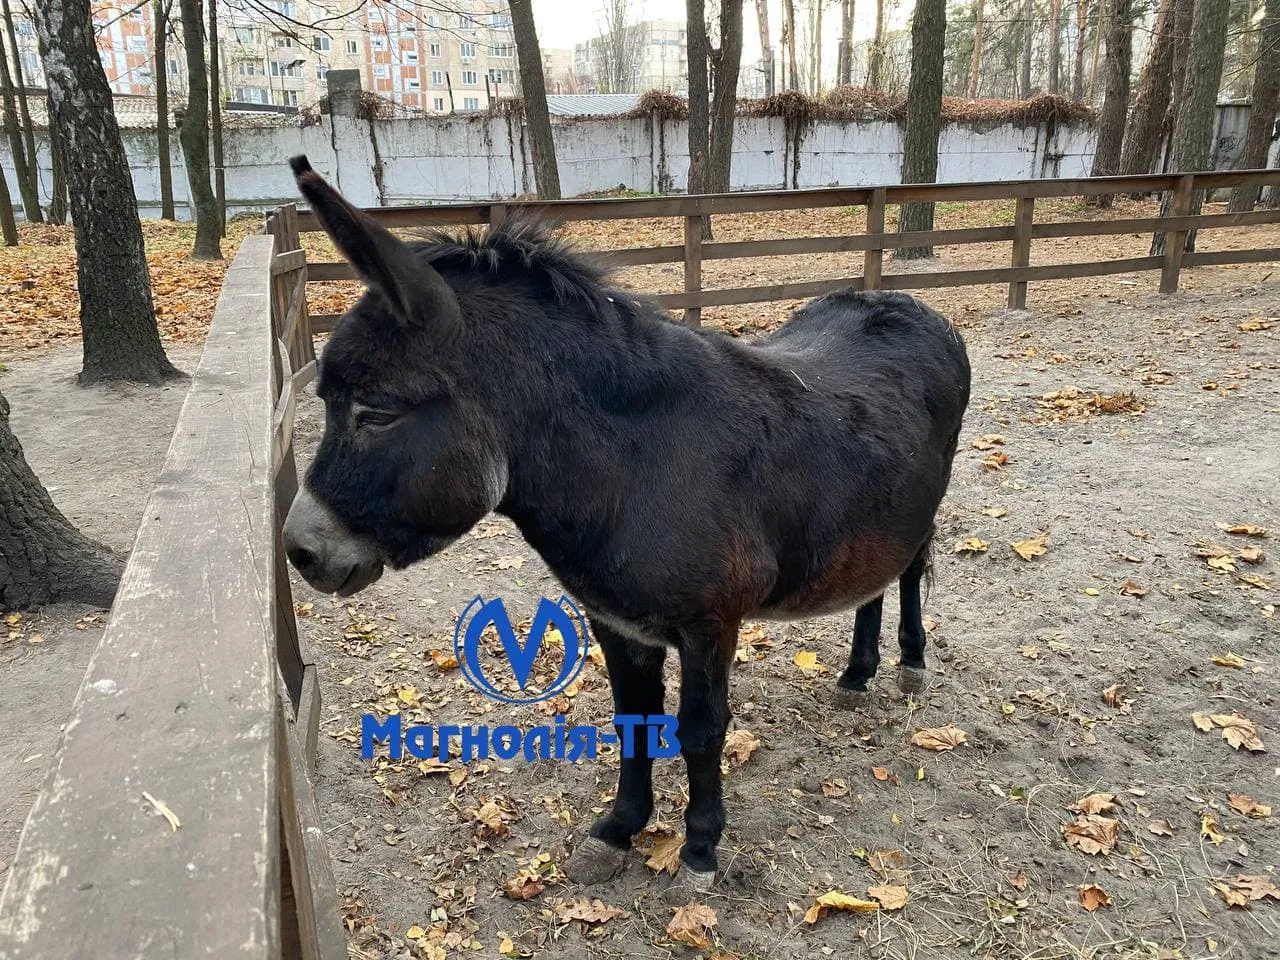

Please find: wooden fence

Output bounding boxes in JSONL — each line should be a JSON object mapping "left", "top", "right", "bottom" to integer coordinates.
{"left": 0, "top": 232, "right": 344, "bottom": 959}
{"left": 297, "top": 169, "right": 1280, "bottom": 328}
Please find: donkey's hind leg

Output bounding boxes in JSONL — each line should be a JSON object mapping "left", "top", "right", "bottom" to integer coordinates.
{"left": 896, "top": 536, "right": 933, "bottom": 695}
{"left": 833, "top": 595, "right": 883, "bottom": 710}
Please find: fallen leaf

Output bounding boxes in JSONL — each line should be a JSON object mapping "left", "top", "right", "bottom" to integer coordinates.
{"left": 867, "top": 884, "right": 909, "bottom": 911}
{"left": 141, "top": 791, "right": 181, "bottom": 832}
{"left": 1102, "top": 683, "right": 1132, "bottom": 710}
{"left": 557, "top": 898, "right": 626, "bottom": 924}
{"left": 1118, "top": 580, "right": 1146, "bottom": 597}
{"left": 666, "top": 902, "right": 717, "bottom": 949}
{"left": 1238, "top": 317, "right": 1276, "bottom": 332}
{"left": 1239, "top": 573, "right": 1272, "bottom": 589}
{"left": 1079, "top": 883, "right": 1112, "bottom": 911}
{"left": 1208, "top": 555, "right": 1238, "bottom": 572}
{"left": 982, "top": 506, "right": 1009, "bottom": 518}
{"left": 1229, "top": 875, "right": 1280, "bottom": 903}
{"left": 1227, "top": 794, "right": 1272, "bottom": 819}
{"left": 429, "top": 649, "right": 459, "bottom": 669}
{"left": 871, "top": 766, "right": 890, "bottom": 781}
{"left": 723, "top": 729, "right": 761, "bottom": 765}
{"left": 867, "top": 849, "right": 905, "bottom": 877}
{"left": 982, "top": 451, "right": 1010, "bottom": 470}
{"left": 502, "top": 871, "right": 545, "bottom": 900}
{"left": 803, "top": 890, "right": 880, "bottom": 924}
{"left": 910, "top": 725, "right": 967, "bottom": 751}
{"left": 972, "top": 434, "right": 1007, "bottom": 450}
{"left": 1209, "top": 713, "right": 1266, "bottom": 752}
{"left": 1220, "top": 523, "right": 1267, "bottom": 536}
{"left": 1011, "top": 533, "right": 1048, "bottom": 561}
{"left": 1239, "top": 547, "right": 1265, "bottom": 564}
{"left": 644, "top": 832, "right": 685, "bottom": 875}
{"left": 794, "top": 650, "right": 826, "bottom": 672}
{"left": 1007, "top": 870, "right": 1028, "bottom": 891}
{"left": 493, "top": 555, "right": 527, "bottom": 570}
{"left": 1201, "top": 812, "right": 1226, "bottom": 845}
{"left": 1018, "top": 644, "right": 1040, "bottom": 658}
{"left": 474, "top": 799, "right": 511, "bottom": 838}
{"left": 1191, "top": 712, "right": 1215, "bottom": 732}
{"left": 821, "top": 777, "right": 850, "bottom": 798}
{"left": 406, "top": 925, "right": 426, "bottom": 940}
{"left": 953, "top": 536, "right": 990, "bottom": 555}
{"left": 1072, "top": 793, "right": 1120, "bottom": 816}
{"left": 1147, "top": 819, "right": 1175, "bottom": 837}
{"left": 1062, "top": 814, "right": 1120, "bottom": 855}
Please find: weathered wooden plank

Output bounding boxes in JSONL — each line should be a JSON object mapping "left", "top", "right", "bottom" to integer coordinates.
{"left": 1032, "top": 207, "right": 1280, "bottom": 239}
{"left": 310, "top": 314, "right": 340, "bottom": 335}
{"left": 1160, "top": 174, "right": 1195, "bottom": 294}
{"left": 1009, "top": 196, "right": 1035, "bottom": 309}
{"left": 1182, "top": 246, "right": 1280, "bottom": 267}
{"left": 0, "top": 235, "right": 281, "bottom": 959}
{"left": 296, "top": 665, "right": 322, "bottom": 769}
{"left": 273, "top": 249, "right": 308, "bottom": 276}
{"left": 683, "top": 215, "right": 702, "bottom": 327}
{"left": 654, "top": 275, "right": 866, "bottom": 309}
{"left": 305, "top": 261, "right": 356, "bottom": 281}
{"left": 863, "top": 188, "right": 887, "bottom": 290}
{"left": 277, "top": 695, "right": 346, "bottom": 960}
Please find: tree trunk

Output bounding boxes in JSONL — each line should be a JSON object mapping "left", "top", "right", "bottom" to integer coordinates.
{"left": 708, "top": 0, "right": 743, "bottom": 196}
{"left": 46, "top": 91, "right": 68, "bottom": 225}
{"left": 969, "top": 0, "right": 986, "bottom": 98}
{"left": 208, "top": 0, "right": 224, "bottom": 235}
{"left": 1228, "top": 0, "right": 1279, "bottom": 211}
{"left": 178, "top": 0, "right": 221, "bottom": 258}
{"left": 3, "top": 0, "right": 40, "bottom": 222}
{"left": 1048, "top": 0, "right": 1063, "bottom": 93}
{"left": 838, "top": 0, "right": 854, "bottom": 85}
{"left": 896, "top": 0, "right": 946, "bottom": 259}
{"left": 1072, "top": 0, "right": 1088, "bottom": 99}
{"left": 1161, "top": 0, "right": 1194, "bottom": 171}
{"left": 0, "top": 9, "right": 38, "bottom": 223}
{"left": 1088, "top": 2, "right": 1104, "bottom": 99}
{"left": 1153, "top": 0, "right": 1231, "bottom": 253}
{"left": 811, "top": 0, "right": 822, "bottom": 93}
{"left": 783, "top": 0, "right": 798, "bottom": 89}
{"left": 509, "top": 0, "right": 560, "bottom": 199}
{"left": 34, "top": 0, "right": 182, "bottom": 384}
{"left": 1087, "top": 0, "right": 1133, "bottom": 207}
{"left": 687, "top": 0, "right": 710, "bottom": 206}
{"left": 155, "top": 0, "right": 175, "bottom": 220}
{"left": 1020, "top": 0, "right": 1035, "bottom": 97}
{"left": 0, "top": 388, "right": 122, "bottom": 610}
{"left": 869, "top": 0, "right": 886, "bottom": 89}
{"left": 1118, "top": 0, "right": 1181, "bottom": 180}
{"left": 0, "top": 146, "right": 16, "bottom": 244}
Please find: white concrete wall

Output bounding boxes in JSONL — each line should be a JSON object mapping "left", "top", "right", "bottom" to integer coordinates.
{"left": 1, "top": 109, "right": 1115, "bottom": 220}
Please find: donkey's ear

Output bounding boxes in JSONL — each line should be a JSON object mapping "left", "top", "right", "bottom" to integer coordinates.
{"left": 289, "top": 155, "right": 460, "bottom": 336}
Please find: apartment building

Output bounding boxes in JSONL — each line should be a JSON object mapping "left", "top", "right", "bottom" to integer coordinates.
{"left": 573, "top": 19, "right": 687, "bottom": 95}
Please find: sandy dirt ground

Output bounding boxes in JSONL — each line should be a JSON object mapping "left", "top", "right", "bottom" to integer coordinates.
{"left": 1, "top": 208, "right": 1277, "bottom": 959}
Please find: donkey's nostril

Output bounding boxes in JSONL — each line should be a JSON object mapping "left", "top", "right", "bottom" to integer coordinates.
{"left": 288, "top": 545, "right": 317, "bottom": 574}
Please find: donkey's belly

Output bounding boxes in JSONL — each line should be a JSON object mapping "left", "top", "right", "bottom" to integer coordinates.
{"left": 758, "top": 532, "right": 917, "bottom": 619}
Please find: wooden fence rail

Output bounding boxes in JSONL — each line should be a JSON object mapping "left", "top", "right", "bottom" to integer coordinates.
{"left": 296, "top": 168, "right": 1280, "bottom": 329}
{"left": 0, "top": 234, "right": 344, "bottom": 960}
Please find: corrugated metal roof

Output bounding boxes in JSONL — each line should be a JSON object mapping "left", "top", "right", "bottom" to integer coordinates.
{"left": 545, "top": 94, "right": 642, "bottom": 117}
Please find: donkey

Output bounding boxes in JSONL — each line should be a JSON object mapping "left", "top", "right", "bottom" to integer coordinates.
{"left": 282, "top": 156, "right": 971, "bottom": 895}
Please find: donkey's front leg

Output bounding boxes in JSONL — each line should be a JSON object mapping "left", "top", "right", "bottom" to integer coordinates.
{"left": 565, "top": 622, "right": 666, "bottom": 884}
{"left": 668, "top": 620, "right": 736, "bottom": 899}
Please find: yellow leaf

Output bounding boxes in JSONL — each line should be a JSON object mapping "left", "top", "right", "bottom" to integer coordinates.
{"left": 867, "top": 884, "right": 909, "bottom": 911}
{"left": 804, "top": 890, "right": 881, "bottom": 923}
{"left": 910, "top": 724, "right": 967, "bottom": 751}
{"left": 1220, "top": 523, "right": 1267, "bottom": 536}
{"left": 406, "top": 925, "right": 426, "bottom": 940}
{"left": 794, "top": 650, "right": 826, "bottom": 672}
{"left": 1211, "top": 652, "right": 1245, "bottom": 669}
{"left": 982, "top": 506, "right": 1009, "bottom": 518}
{"left": 429, "top": 649, "right": 459, "bottom": 669}
{"left": 1191, "top": 712, "right": 1215, "bottom": 732}
{"left": 1201, "top": 812, "right": 1225, "bottom": 844}
{"left": 953, "top": 536, "right": 990, "bottom": 555}
{"left": 1084, "top": 587, "right": 1100, "bottom": 596}
{"left": 1079, "top": 883, "right": 1112, "bottom": 912}
{"left": 1207, "top": 554, "right": 1238, "bottom": 572}
{"left": 1011, "top": 533, "right": 1048, "bottom": 561}
{"left": 1208, "top": 712, "right": 1266, "bottom": 752}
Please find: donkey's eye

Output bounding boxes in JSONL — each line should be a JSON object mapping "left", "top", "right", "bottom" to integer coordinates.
{"left": 354, "top": 408, "right": 400, "bottom": 428}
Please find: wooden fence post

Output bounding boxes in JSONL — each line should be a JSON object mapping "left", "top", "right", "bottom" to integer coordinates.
{"left": 683, "top": 214, "right": 702, "bottom": 327}
{"left": 1008, "top": 195, "right": 1035, "bottom": 308}
{"left": 1160, "top": 174, "right": 1195, "bottom": 294}
{"left": 864, "top": 188, "right": 886, "bottom": 290}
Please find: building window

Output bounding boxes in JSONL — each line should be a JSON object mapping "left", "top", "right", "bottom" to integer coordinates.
{"left": 270, "top": 0, "right": 296, "bottom": 16}
{"left": 427, "top": 14, "right": 437, "bottom": 27}
{"left": 490, "top": 43, "right": 513, "bottom": 58}
{"left": 406, "top": 77, "right": 420, "bottom": 91}
{"left": 459, "top": 42, "right": 476, "bottom": 59}
{"left": 275, "top": 89, "right": 299, "bottom": 106}
{"left": 373, "top": 64, "right": 389, "bottom": 78}
{"left": 168, "top": 57, "right": 181, "bottom": 75}
{"left": 127, "top": 35, "right": 145, "bottom": 52}
{"left": 490, "top": 13, "right": 511, "bottom": 28}
{"left": 459, "top": 14, "right": 480, "bottom": 29}
{"left": 430, "top": 69, "right": 444, "bottom": 86}
{"left": 462, "top": 69, "right": 477, "bottom": 85}
{"left": 234, "top": 86, "right": 269, "bottom": 104}
{"left": 346, "top": 39, "right": 359, "bottom": 54}
{"left": 236, "top": 59, "right": 264, "bottom": 76}
{"left": 234, "top": 26, "right": 256, "bottom": 44}
{"left": 462, "top": 96, "right": 480, "bottom": 110}
{"left": 428, "top": 41, "right": 440, "bottom": 57}
{"left": 404, "top": 50, "right": 419, "bottom": 64}
{"left": 316, "top": 63, "right": 329, "bottom": 79}
{"left": 369, "top": 7, "right": 382, "bottom": 20}
{"left": 269, "top": 59, "right": 302, "bottom": 77}
{"left": 312, "top": 35, "right": 330, "bottom": 52}
{"left": 401, "top": 23, "right": 416, "bottom": 34}
{"left": 432, "top": 96, "right": 444, "bottom": 110}
{"left": 273, "top": 35, "right": 295, "bottom": 48}
{"left": 371, "top": 36, "right": 386, "bottom": 51}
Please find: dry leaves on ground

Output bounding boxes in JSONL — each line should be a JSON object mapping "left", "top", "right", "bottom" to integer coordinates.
{"left": 867, "top": 884, "right": 909, "bottom": 911}
{"left": 644, "top": 831, "right": 684, "bottom": 875}
{"left": 1227, "top": 794, "right": 1272, "bottom": 819}
{"left": 502, "top": 871, "right": 545, "bottom": 901}
{"left": 1062, "top": 814, "right": 1120, "bottom": 855}
{"left": 723, "top": 728, "right": 761, "bottom": 765}
{"left": 556, "top": 898, "right": 626, "bottom": 925}
{"left": 665, "top": 903, "right": 718, "bottom": 949}
{"left": 1213, "top": 875, "right": 1280, "bottom": 909}
{"left": 1191, "top": 711, "right": 1266, "bottom": 752}
{"left": 1079, "top": 883, "right": 1113, "bottom": 911}
{"left": 803, "top": 890, "right": 881, "bottom": 924}
{"left": 1072, "top": 792, "right": 1120, "bottom": 816}
{"left": 793, "top": 650, "right": 827, "bottom": 672}
{"left": 953, "top": 537, "right": 990, "bottom": 555}
{"left": 911, "top": 725, "right": 968, "bottom": 751}
{"left": 1147, "top": 819, "right": 1175, "bottom": 837}
{"left": 1011, "top": 533, "right": 1049, "bottom": 560}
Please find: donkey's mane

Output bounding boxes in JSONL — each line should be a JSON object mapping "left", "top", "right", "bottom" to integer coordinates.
{"left": 410, "top": 214, "right": 620, "bottom": 311}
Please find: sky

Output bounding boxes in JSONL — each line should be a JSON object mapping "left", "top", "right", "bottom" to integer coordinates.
{"left": 529, "top": 0, "right": 913, "bottom": 68}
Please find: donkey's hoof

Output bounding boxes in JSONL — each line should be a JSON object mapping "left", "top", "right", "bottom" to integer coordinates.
{"left": 565, "top": 837, "right": 628, "bottom": 885}
{"left": 897, "top": 665, "right": 928, "bottom": 695}
{"left": 832, "top": 686, "right": 871, "bottom": 711}
{"left": 662, "top": 867, "right": 718, "bottom": 904}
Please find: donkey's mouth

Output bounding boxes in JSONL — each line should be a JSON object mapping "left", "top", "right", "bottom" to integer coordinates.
{"left": 335, "top": 559, "right": 385, "bottom": 597}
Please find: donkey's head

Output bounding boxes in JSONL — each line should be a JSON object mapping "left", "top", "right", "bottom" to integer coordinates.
{"left": 282, "top": 157, "right": 508, "bottom": 596}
